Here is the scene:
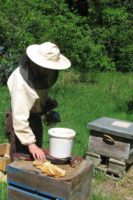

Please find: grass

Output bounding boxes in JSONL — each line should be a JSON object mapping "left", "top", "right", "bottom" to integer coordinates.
{"left": 0, "top": 71, "right": 133, "bottom": 199}
{"left": 91, "top": 169, "right": 122, "bottom": 200}
{"left": 91, "top": 193, "right": 121, "bottom": 200}
{"left": 43, "top": 71, "right": 133, "bottom": 157}
{"left": 0, "top": 182, "right": 7, "bottom": 200}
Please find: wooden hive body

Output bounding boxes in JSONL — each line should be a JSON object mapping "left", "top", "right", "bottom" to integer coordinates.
{"left": 7, "top": 159, "right": 93, "bottom": 200}
{"left": 86, "top": 117, "right": 133, "bottom": 178}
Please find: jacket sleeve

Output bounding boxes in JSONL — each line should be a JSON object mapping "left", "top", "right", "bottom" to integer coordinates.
{"left": 11, "top": 82, "right": 38, "bottom": 145}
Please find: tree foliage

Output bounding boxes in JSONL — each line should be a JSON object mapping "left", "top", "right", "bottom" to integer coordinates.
{"left": 87, "top": 0, "right": 133, "bottom": 72}
{"left": 0, "top": 0, "right": 132, "bottom": 83}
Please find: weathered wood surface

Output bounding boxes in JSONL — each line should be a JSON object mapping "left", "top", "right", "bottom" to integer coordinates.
{"left": 0, "top": 157, "right": 10, "bottom": 172}
{"left": 86, "top": 153, "right": 101, "bottom": 167}
{"left": 127, "top": 149, "right": 133, "bottom": 164}
{"left": 89, "top": 135, "right": 130, "bottom": 161}
{"left": 7, "top": 159, "right": 93, "bottom": 200}
{"left": 8, "top": 186, "right": 46, "bottom": 200}
{"left": 108, "top": 158, "right": 126, "bottom": 178}
{"left": 86, "top": 153, "right": 127, "bottom": 179}
{"left": 0, "top": 143, "right": 10, "bottom": 156}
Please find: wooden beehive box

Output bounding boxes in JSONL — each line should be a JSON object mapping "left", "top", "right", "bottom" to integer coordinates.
{"left": 7, "top": 159, "right": 93, "bottom": 200}
{"left": 0, "top": 143, "right": 10, "bottom": 172}
{"left": 0, "top": 143, "right": 10, "bottom": 156}
{"left": 86, "top": 117, "right": 133, "bottom": 178}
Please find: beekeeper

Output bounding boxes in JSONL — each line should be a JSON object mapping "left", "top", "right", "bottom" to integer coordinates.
{"left": 6, "top": 42, "right": 71, "bottom": 161}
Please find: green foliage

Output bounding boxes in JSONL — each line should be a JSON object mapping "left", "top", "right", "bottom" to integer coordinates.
{"left": 0, "top": 86, "right": 10, "bottom": 143}
{"left": 91, "top": 192, "right": 120, "bottom": 200}
{"left": 93, "top": 169, "right": 106, "bottom": 183}
{"left": 88, "top": 0, "right": 133, "bottom": 72}
{"left": 0, "top": 182, "right": 7, "bottom": 200}
{"left": 0, "top": 0, "right": 132, "bottom": 82}
{"left": 102, "top": 7, "right": 128, "bottom": 24}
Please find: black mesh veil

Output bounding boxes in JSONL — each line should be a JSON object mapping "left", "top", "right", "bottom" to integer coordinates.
{"left": 19, "top": 54, "right": 59, "bottom": 90}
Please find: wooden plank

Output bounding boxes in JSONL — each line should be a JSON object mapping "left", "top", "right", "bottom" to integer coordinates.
{"left": 89, "top": 135, "right": 130, "bottom": 161}
{"left": 0, "top": 157, "right": 10, "bottom": 172}
{"left": 7, "top": 160, "right": 93, "bottom": 200}
{"left": 7, "top": 166, "right": 70, "bottom": 199}
{"left": 86, "top": 154, "right": 101, "bottom": 166}
{"left": 69, "top": 164, "right": 93, "bottom": 200}
{"left": 8, "top": 186, "right": 56, "bottom": 200}
{"left": 108, "top": 158, "right": 126, "bottom": 178}
{"left": 127, "top": 149, "right": 133, "bottom": 164}
{"left": 0, "top": 143, "right": 10, "bottom": 156}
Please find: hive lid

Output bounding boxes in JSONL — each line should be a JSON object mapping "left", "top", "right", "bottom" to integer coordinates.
{"left": 88, "top": 117, "right": 133, "bottom": 140}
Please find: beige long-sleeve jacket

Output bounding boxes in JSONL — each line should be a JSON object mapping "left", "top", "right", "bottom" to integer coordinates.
{"left": 7, "top": 67, "right": 49, "bottom": 145}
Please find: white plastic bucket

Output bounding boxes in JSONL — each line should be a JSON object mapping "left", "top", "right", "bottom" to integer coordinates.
{"left": 48, "top": 128, "right": 76, "bottom": 158}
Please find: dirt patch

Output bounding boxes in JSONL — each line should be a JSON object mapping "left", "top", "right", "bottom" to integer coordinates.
{"left": 91, "top": 166, "right": 133, "bottom": 200}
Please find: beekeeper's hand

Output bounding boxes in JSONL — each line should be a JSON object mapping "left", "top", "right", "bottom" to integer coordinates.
{"left": 28, "top": 144, "right": 45, "bottom": 162}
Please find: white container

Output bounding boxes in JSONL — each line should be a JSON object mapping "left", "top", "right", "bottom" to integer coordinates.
{"left": 48, "top": 128, "right": 76, "bottom": 158}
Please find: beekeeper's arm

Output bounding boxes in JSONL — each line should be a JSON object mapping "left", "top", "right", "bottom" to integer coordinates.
{"left": 11, "top": 87, "right": 45, "bottom": 161}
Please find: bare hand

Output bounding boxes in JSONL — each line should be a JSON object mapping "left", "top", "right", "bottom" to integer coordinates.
{"left": 28, "top": 144, "right": 45, "bottom": 162}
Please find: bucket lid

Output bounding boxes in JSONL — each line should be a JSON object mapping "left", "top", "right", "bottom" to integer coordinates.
{"left": 48, "top": 128, "right": 76, "bottom": 139}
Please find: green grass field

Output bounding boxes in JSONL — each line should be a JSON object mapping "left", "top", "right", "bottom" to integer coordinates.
{"left": 0, "top": 71, "right": 133, "bottom": 199}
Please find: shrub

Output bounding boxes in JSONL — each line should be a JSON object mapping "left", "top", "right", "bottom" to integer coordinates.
{"left": 0, "top": 0, "right": 132, "bottom": 84}
{"left": 88, "top": 0, "right": 133, "bottom": 72}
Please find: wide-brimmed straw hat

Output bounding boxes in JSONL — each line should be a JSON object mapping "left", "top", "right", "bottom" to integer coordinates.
{"left": 26, "top": 42, "right": 71, "bottom": 70}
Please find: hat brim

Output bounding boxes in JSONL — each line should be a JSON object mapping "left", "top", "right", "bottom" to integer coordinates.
{"left": 26, "top": 44, "right": 71, "bottom": 70}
